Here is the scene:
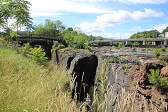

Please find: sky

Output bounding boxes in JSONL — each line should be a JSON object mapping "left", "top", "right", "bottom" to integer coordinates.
{"left": 27, "top": 0, "right": 168, "bottom": 39}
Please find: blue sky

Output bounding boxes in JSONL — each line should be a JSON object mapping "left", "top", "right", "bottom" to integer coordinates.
{"left": 27, "top": 0, "right": 168, "bottom": 39}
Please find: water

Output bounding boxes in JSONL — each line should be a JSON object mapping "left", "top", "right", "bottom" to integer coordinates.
{"left": 103, "top": 52, "right": 154, "bottom": 57}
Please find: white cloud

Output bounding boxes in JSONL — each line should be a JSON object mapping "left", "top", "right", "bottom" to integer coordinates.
{"left": 149, "top": 23, "right": 168, "bottom": 32}
{"left": 76, "top": 8, "right": 164, "bottom": 36}
{"left": 134, "top": 26, "right": 142, "bottom": 29}
{"left": 71, "top": 0, "right": 168, "bottom": 4}
{"left": 28, "top": 0, "right": 110, "bottom": 17}
{"left": 132, "top": 9, "right": 164, "bottom": 20}
{"left": 117, "top": 0, "right": 168, "bottom": 4}
{"left": 93, "top": 32, "right": 133, "bottom": 39}
{"left": 96, "top": 10, "right": 131, "bottom": 23}
{"left": 97, "top": 8, "right": 164, "bottom": 23}
{"left": 76, "top": 22, "right": 105, "bottom": 33}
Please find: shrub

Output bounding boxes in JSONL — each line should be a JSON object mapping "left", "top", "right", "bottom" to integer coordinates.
{"left": 118, "top": 43, "right": 125, "bottom": 48}
{"left": 158, "top": 55, "right": 166, "bottom": 61}
{"left": 166, "top": 48, "right": 168, "bottom": 52}
{"left": 28, "top": 46, "right": 48, "bottom": 65}
{"left": 154, "top": 49, "right": 161, "bottom": 57}
{"left": 148, "top": 69, "right": 168, "bottom": 89}
{"left": 160, "top": 48, "right": 165, "bottom": 52}
{"left": 21, "top": 43, "right": 48, "bottom": 66}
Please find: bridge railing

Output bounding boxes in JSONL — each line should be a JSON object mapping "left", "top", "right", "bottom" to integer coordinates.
{"left": 16, "top": 34, "right": 65, "bottom": 41}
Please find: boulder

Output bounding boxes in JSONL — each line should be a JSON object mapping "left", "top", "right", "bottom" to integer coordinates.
{"left": 140, "top": 60, "right": 165, "bottom": 75}
{"left": 160, "top": 66, "right": 168, "bottom": 77}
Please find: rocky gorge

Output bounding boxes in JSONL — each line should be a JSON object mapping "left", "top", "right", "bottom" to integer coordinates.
{"left": 54, "top": 46, "right": 168, "bottom": 112}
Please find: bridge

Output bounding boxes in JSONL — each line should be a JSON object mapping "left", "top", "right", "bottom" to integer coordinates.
{"left": 90, "top": 38, "right": 168, "bottom": 47}
{"left": 12, "top": 34, "right": 67, "bottom": 45}
{"left": 12, "top": 34, "right": 67, "bottom": 59}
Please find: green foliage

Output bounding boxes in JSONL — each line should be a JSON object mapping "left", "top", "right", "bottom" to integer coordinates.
{"left": 158, "top": 54, "right": 168, "bottom": 62}
{"left": 130, "top": 30, "right": 160, "bottom": 39}
{"left": 21, "top": 43, "right": 48, "bottom": 66}
{"left": 132, "top": 48, "right": 137, "bottom": 52}
{"left": 118, "top": 43, "right": 125, "bottom": 48}
{"left": 146, "top": 41, "right": 152, "bottom": 45}
{"left": 166, "top": 48, "right": 168, "bottom": 52}
{"left": 29, "top": 46, "right": 48, "bottom": 65}
{"left": 133, "top": 42, "right": 140, "bottom": 46}
{"left": 0, "top": 28, "right": 12, "bottom": 41}
{"left": 152, "top": 48, "right": 168, "bottom": 62}
{"left": 162, "top": 26, "right": 168, "bottom": 35}
{"left": 160, "top": 48, "right": 165, "bottom": 52}
{"left": 148, "top": 69, "right": 168, "bottom": 89}
{"left": 33, "top": 19, "right": 65, "bottom": 36}
{"left": 0, "top": 45, "right": 167, "bottom": 111}
{"left": 0, "top": 0, "right": 32, "bottom": 32}
{"left": 154, "top": 49, "right": 161, "bottom": 57}
{"left": 10, "top": 31, "right": 19, "bottom": 38}
{"left": 61, "top": 29, "right": 89, "bottom": 49}
{"left": 34, "top": 24, "right": 57, "bottom": 36}
{"left": 122, "top": 65, "right": 129, "bottom": 74}
{"left": 0, "top": 45, "right": 71, "bottom": 111}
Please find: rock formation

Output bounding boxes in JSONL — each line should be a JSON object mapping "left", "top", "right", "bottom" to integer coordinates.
{"left": 69, "top": 53, "right": 98, "bottom": 102}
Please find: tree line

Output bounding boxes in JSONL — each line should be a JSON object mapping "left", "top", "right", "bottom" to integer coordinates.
{"left": 0, "top": 0, "right": 105, "bottom": 49}
{"left": 130, "top": 27, "right": 168, "bottom": 39}
{"left": 31, "top": 19, "right": 105, "bottom": 49}
{"left": 2, "top": 0, "right": 168, "bottom": 48}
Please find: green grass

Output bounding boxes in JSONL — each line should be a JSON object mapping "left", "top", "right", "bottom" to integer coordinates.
{"left": 0, "top": 44, "right": 73, "bottom": 112}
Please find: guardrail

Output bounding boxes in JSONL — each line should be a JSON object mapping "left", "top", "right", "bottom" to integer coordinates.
{"left": 13, "top": 34, "right": 65, "bottom": 41}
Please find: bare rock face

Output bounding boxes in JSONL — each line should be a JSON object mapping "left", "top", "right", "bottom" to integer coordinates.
{"left": 69, "top": 52, "right": 98, "bottom": 102}
{"left": 139, "top": 60, "right": 166, "bottom": 86}
{"left": 53, "top": 48, "right": 98, "bottom": 104}
{"left": 131, "top": 60, "right": 168, "bottom": 112}
{"left": 160, "top": 66, "right": 168, "bottom": 77}
{"left": 107, "top": 58, "right": 168, "bottom": 112}
{"left": 140, "top": 60, "right": 165, "bottom": 75}
{"left": 108, "top": 63, "right": 133, "bottom": 111}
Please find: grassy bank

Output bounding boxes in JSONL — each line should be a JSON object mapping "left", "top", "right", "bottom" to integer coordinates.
{"left": 0, "top": 44, "right": 75, "bottom": 111}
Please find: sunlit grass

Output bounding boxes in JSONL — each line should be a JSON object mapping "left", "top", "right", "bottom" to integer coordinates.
{"left": 0, "top": 44, "right": 73, "bottom": 111}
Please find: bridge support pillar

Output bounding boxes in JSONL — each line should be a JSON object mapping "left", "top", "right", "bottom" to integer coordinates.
{"left": 143, "top": 41, "right": 146, "bottom": 45}
{"left": 125, "top": 41, "right": 128, "bottom": 46}
{"left": 164, "top": 40, "right": 167, "bottom": 45}
{"left": 110, "top": 41, "right": 112, "bottom": 46}
{"left": 152, "top": 41, "right": 156, "bottom": 45}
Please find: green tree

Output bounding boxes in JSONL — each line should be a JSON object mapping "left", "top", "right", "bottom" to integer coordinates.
{"left": 33, "top": 19, "right": 65, "bottom": 36}
{"left": 0, "top": 0, "right": 12, "bottom": 27}
{"left": 0, "top": 0, "right": 32, "bottom": 32}
{"left": 12, "top": 0, "right": 32, "bottom": 33}
{"left": 130, "top": 30, "right": 160, "bottom": 39}
{"left": 162, "top": 26, "right": 168, "bottom": 36}
{"left": 148, "top": 69, "right": 168, "bottom": 89}
{"left": 53, "top": 20, "right": 65, "bottom": 31}
{"left": 61, "top": 28, "right": 89, "bottom": 49}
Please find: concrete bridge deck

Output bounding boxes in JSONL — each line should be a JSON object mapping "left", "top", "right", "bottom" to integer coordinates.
{"left": 90, "top": 38, "right": 168, "bottom": 46}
